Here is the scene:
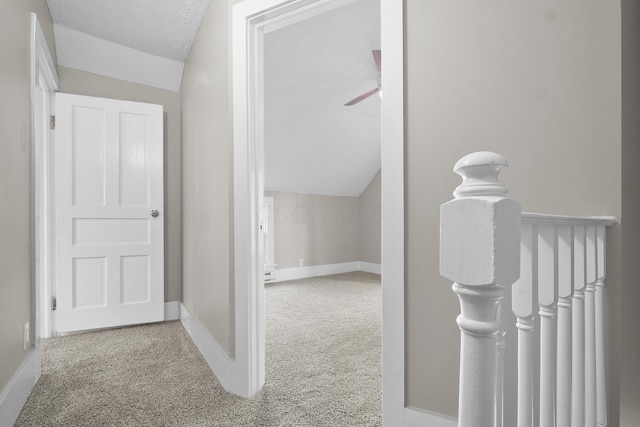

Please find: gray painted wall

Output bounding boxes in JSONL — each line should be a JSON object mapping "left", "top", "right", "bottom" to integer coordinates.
{"left": 267, "top": 192, "right": 360, "bottom": 269}
{"left": 181, "top": 0, "right": 235, "bottom": 356}
{"left": 57, "top": 67, "right": 183, "bottom": 302}
{"left": 0, "top": 0, "right": 56, "bottom": 396}
{"left": 266, "top": 170, "right": 380, "bottom": 270}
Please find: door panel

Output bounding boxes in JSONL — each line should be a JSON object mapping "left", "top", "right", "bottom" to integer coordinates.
{"left": 121, "top": 255, "right": 150, "bottom": 304}
{"left": 55, "top": 93, "right": 164, "bottom": 333}
{"left": 72, "top": 257, "right": 107, "bottom": 309}
{"left": 72, "top": 107, "right": 106, "bottom": 206}
{"left": 119, "top": 112, "right": 150, "bottom": 206}
{"left": 73, "top": 218, "right": 150, "bottom": 245}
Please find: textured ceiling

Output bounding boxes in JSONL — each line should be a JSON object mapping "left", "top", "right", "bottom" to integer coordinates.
{"left": 47, "top": 0, "right": 209, "bottom": 91}
{"left": 264, "top": 0, "right": 381, "bottom": 197}
{"left": 47, "top": 0, "right": 209, "bottom": 61}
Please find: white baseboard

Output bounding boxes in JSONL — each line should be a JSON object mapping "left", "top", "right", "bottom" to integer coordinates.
{"left": 270, "top": 261, "right": 381, "bottom": 283}
{"left": 179, "top": 303, "right": 234, "bottom": 393}
{"left": 405, "top": 407, "right": 457, "bottom": 427}
{"left": 0, "top": 348, "right": 40, "bottom": 427}
{"left": 164, "top": 301, "right": 180, "bottom": 321}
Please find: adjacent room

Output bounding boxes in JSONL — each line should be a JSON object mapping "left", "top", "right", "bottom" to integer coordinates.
{"left": 262, "top": 0, "right": 381, "bottom": 283}
{"left": 261, "top": 1, "right": 383, "bottom": 424}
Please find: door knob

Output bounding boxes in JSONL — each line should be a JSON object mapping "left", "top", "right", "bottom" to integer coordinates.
{"left": 151, "top": 210, "right": 159, "bottom": 218}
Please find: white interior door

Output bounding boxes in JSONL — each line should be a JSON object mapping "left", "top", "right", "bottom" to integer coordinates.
{"left": 54, "top": 93, "right": 164, "bottom": 333}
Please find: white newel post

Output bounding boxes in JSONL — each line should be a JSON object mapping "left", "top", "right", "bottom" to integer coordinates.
{"left": 440, "top": 152, "right": 521, "bottom": 427}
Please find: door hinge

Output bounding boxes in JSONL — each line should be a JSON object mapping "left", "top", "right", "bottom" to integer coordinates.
{"left": 50, "top": 115, "right": 55, "bottom": 130}
{"left": 52, "top": 296, "right": 57, "bottom": 311}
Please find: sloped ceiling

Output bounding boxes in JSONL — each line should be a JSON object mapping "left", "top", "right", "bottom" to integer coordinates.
{"left": 264, "top": 0, "right": 381, "bottom": 197}
{"left": 47, "top": 0, "right": 209, "bottom": 92}
{"left": 48, "top": 0, "right": 209, "bottom": 61}
{"left": 47, "top": 0, "right": 380, "bottom": 197}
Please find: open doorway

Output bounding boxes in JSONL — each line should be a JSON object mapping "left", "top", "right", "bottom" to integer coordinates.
{"left": 262, "top": 0, "right": 381, "bottom": 281}
{"left": 260, "top": 3, "right": 382, "bottom": 420}
{"left": 232, "top": 0, "right": 403, "bottom": 423}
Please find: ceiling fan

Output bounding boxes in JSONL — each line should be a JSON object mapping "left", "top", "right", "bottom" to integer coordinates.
{"left": 344, "top": 50, "right": 381, "bottom": 106}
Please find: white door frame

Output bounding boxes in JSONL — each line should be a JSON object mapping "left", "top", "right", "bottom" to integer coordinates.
{"left": 232, "top": 0, "right": 405, "bottom": 424}
{"left": 31, "top": 13, "right": 59, "bottom": 347}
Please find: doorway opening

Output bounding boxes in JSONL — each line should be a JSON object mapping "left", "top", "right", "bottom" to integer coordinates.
{"left": 262, "top": 0, "right": 382, "bottom": 415}
{"left": 262, "top": 0, "right": 381, "bottom": 280}
{"left": 232, "top": 0, "right": 403, "bottom": 423}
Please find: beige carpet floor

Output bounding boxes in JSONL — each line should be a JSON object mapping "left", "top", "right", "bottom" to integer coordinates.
{"left": 16, "top": 271, "right": 382, "bottom": 426}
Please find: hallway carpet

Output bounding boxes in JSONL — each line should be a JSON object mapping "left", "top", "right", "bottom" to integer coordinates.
{"left": 16, "top": 272, "right": 382, "bottom": 426}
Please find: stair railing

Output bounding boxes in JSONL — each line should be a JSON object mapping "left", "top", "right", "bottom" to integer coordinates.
{"left": 440, "top": 152, "right": 616, "bottom": 427}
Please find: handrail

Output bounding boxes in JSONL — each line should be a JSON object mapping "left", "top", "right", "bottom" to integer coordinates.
{"left": 521, "top": 212, "right": 617, "bottom": 226}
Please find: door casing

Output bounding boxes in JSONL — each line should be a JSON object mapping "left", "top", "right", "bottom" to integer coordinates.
{"left": 31, "top": 12, "right": 59, "bottom": 345}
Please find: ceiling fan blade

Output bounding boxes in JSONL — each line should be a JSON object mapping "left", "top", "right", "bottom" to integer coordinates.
{"left": 373, "top": 50, "right": 381, "bottom": 72}
{"left": 344, "top": 87, "right": 380, "bottom": 106}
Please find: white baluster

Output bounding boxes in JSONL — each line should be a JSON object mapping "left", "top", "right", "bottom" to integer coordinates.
{"left": 556, "top": 225, "right": 573, "bottom": 427}
{"left": 496, "top": 317, "right": 505, "bottom": 427}
{"left": 572, "top": 225, "right": 586, "bottom": 427}
{"left": 595, "top": 225, "right": 607, "bottom": 427}
{"left": 512, "top": 224, "right": 536, "bottom": 427}
{"left": 440, "top": 152, "right": 521, "bottom": 427}
{"left": 538, "top": 225, "right": 558, "bottom": 427}
{"left": 585, "top": 225, "right": 597, "bottom": 427}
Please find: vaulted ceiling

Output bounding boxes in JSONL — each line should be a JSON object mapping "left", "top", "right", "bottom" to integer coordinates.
{"left": 264, "top": 0, "right": 381, "bottom": 197}
{"left": 47, "top": 0, "right": 209, "bottom": 92}
{"left": 46, "top": 0, "right": 380, "bottom": 197}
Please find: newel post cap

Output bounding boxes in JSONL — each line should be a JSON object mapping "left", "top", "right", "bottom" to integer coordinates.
{"left": 440, "top": 152, "right": 521, "bottom": 286}
{"left": 453, "top": 151, "right": 509, "bottom": 198}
